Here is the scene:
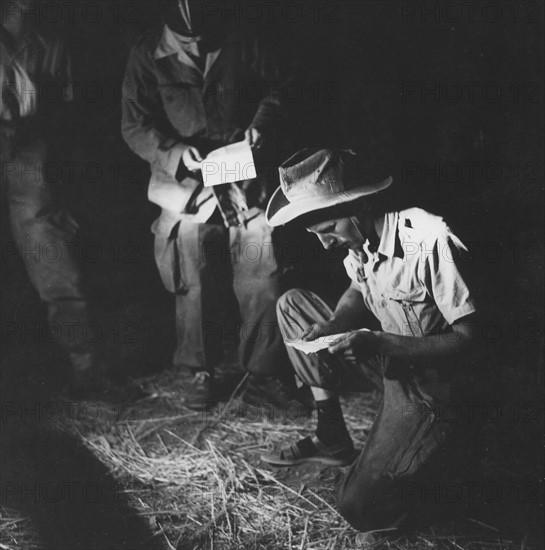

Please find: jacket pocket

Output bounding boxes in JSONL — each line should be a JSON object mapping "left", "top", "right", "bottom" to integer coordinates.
{"left": 158, "top": 83, "right": 190, "bottom": 107}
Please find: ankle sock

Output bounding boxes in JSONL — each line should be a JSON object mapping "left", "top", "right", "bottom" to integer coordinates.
{"left": 315, "top": 397, "right": 352, "bottom": 445}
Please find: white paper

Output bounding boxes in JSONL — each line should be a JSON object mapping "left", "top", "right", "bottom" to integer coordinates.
{"left": 285, "top": 329, "right": 369, "bottom": 355}
{"left": 201, "top": 140, "right": 257, "bottom": 187}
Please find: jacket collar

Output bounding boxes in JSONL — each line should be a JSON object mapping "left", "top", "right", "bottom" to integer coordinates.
{"left": 154, "top": 25, "right": 200, "bottom": 58}
{"left": 154, "top": 25, "right": 221, "bottom": 76}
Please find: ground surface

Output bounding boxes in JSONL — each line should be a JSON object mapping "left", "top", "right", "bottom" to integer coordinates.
{"left": 1, "top": 359, "right": 543, "bottom": 550}
{"left": 1, "top": 250, "right": 543, "bottom": 550}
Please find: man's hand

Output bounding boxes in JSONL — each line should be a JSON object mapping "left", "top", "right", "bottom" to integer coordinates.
{"left": 328, "top": 330, "right": 381, "bottom": 362}
{"left": 181, "top": 146, "right": 203, "bottom": 172}
{"left": 301, "top": 321, "right": 339, "bottom": 342}
{"left": 245, "top": 126, "right": 262, "bottom": 149}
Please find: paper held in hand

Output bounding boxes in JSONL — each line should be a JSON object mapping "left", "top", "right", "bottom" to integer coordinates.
{"left": 201, "top": 140, "right": 257, "bottom": 187}
{"left": 285, "top": 329, "right": 370, "bottom": 355}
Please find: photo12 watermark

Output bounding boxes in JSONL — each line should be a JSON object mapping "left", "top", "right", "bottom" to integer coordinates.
{"left": 401, "top": 81, "right": 540, "bottom": 104}
{"left": 400, "top": 1, "right": 540, "bottom": 24}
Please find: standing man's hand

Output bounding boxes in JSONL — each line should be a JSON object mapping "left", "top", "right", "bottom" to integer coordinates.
{"left": 181, "top": 146, "right": 203, "bottom": 172}
{"left": 245, "top": 126, "right": 262, "bottom": 149}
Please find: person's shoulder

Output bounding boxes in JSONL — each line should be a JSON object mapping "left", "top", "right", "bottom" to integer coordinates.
{"left": 397, "top": 207, "right": 451, "bottom": 243}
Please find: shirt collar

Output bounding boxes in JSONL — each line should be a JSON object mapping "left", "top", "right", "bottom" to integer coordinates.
{"left": 154, "top": 25, "right": 223, "bottom": 77}
{"left": 376, "top": 211, "right": 400, "bottom": 258}
{"left": 154, "top": 25, "right": 202, "bottom": 60}
{"left": 354, "top": 211, "right": 401, "bottom": 268}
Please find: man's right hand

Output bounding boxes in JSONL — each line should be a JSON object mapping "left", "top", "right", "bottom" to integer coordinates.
{"left": 301, "top": 321, "right": 339, "bottom": 342}
{"left": 181, "top": 146, "right": 203, "bottom": 173}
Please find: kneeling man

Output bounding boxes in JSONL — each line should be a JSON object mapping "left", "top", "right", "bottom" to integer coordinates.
{"left": 262, "top": 149, "right": 481, "bottom": 531}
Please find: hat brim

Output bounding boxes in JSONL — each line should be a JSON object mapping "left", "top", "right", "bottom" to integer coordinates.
{"left": 265, "top": 176, "right": 393, "bottom": 227}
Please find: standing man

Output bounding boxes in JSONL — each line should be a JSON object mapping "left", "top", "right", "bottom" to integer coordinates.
{"left": 1, "top": 0, "right": 101, "bottom": 395}
{"left": 262, "top": 148, "right": 482, "bottom": 531}
{"left": 122, "top": 0, "right": 299, "bottom": 410}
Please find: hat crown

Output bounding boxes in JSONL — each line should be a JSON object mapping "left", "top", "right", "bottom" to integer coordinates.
{"left": 279, "top": 149, "right": 347, "bottom": 202}
{"left": 266, "top": 147, "right": 393, "bottom": 227}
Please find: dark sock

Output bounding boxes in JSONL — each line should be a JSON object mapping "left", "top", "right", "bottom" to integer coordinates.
{"left": 315, "top": 397, "right": 352, "bottom": 445}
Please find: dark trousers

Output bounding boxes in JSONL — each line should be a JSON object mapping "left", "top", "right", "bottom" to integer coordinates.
{"left": 153, "top": 212, "right": 288, "bottom": 375}
{"left": 1, "top": 129, "right": 89, "bottom": 353}
{"left": 277, "top": 288, "right": 480, "bottom": 531}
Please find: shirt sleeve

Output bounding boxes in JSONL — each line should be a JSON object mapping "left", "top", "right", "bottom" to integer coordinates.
{"left": 424, "top": 230, "right": 477, "bottom": 325}
{"left": 121, "top": 43, "right": 189, "bottom": 178}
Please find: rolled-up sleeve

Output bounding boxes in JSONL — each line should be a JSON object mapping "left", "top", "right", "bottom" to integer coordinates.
{"left": 425, "top": 232, "right": 477, "bottom": 325}
{"left": 121, "top": 45, "right": 188, "bottom": 177}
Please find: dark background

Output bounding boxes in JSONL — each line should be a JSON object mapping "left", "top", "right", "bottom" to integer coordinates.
{"left": 1, "top": 0, "right": 544, "bottom": 485}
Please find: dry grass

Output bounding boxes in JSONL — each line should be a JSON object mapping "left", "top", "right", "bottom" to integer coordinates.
{"left": 1, "top": 368, "right": 541, "bottom": 550}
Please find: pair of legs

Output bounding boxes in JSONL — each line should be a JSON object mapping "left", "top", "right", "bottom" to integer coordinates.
{"left": 2, "top": 132, "right": 91, "bottom": 361}
{"left": 153, "top": 211, "right": 289, "bottom": 377}
{"left": 274, "top": 288, "right": 478, "bottom": 531}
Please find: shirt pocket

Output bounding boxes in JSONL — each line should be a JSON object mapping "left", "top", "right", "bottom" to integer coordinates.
{"left": 384, "top": 287, "right": 428, "bottom": 337}
{"left": 159, "top": 83, "right": 206, "bottom": 136}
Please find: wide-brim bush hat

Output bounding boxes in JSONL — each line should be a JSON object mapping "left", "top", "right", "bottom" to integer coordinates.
{"left": 266, "top": 148, "right": 393, "bottom": 227}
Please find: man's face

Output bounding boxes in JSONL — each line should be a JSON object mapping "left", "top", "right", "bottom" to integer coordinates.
{"left": 306, "top": 217, "right": 368, "bottom": 251}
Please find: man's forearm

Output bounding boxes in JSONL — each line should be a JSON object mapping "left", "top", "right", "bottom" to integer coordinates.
{"left": 377, "top": 320, "right": 475, "bottom": 361}
{"left": 329, "top": 286, "right": 368, "bottom": 332}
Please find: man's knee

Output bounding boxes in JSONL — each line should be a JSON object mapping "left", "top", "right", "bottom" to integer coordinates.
{"left": 276, "top": 288, "right": 310, "bottom": 336}
{"left": 276, "top": 288, "right": 313, "bottom": 316}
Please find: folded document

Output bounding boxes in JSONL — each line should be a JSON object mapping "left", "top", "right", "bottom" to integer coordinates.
{"left": 201, "top": 140, "right": 257, "bottom": 187}
{"left": 285, "top": 329, "right": 369, "bottom": 355}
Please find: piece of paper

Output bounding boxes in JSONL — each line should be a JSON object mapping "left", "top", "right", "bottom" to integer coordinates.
{"left": 285, "top": 329, "right": 369, "bottom": 355}
{"left": 201, "top": 140, "right": 257, "bottom": 187}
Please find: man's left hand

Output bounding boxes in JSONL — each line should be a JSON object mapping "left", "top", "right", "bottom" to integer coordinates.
{"left": 245, "top": 127, "right": 262, "bottom": 149}
{"left": 328, "top": 330, "right": 382, "bottom": 362}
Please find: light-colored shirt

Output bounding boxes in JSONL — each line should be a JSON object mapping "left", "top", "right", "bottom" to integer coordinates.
{"left": 344, "top": 208, "right": 476, "bottom": 338}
